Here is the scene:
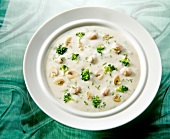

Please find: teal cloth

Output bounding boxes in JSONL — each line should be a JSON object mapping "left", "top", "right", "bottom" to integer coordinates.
{"left": 0, "top": 0, "right": 170, "bottom": 138}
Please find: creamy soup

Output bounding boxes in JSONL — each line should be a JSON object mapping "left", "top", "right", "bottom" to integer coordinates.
{"left": 45, "top": 26, "right": 140, "bottom": 112}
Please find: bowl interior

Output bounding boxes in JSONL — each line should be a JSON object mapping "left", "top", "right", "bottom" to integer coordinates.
{"left": 36, "top": 19, "right": 147, "bottom": 118}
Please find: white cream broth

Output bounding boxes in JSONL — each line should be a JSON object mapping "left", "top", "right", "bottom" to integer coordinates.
{"left": 45, "top": 26, "right": 140, "bottom": 112}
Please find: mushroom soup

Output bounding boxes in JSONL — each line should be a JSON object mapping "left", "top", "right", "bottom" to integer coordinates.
{"left": 45, "top": 26, "right": 140, "bottom": 112}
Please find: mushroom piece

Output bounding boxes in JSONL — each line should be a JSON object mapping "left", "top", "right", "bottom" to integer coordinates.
{"left": 66, "top": 70, "right": 79, "bottom": 80}
{"left": 50, "top": 66, "right": 58, "bottom": 78}
{"left": 53, "top": 78, "right": 65, "bottom": 86}
{"left": 113, "top": 94, "right": 121, "bottom": 102}
{"left": 55, "top": 56, "right": 64, "bottom": 64}
{"left": 102, "top": 34, "right": 110, "bottom": 40}
{"left": 113, "top": 44, "right": 122, "bottom": 54}
{"left": 120, "top": 67, "right": 132, "bottom": 76}
{"left": 102, "top": 89, "right": 110, "bottom": 96}
{"left": 88, "top": 32, "right": 98, "bottom": 40}
{"left": 86, "top": 92, "right": 93, "bottom": 100}
{"left": 113, "top": 75, "right": 121, "bottom": 85}
{"left": 78, "top": 43, "right": 84, "bottom": 50}
{"left": 87, "top": 56, "right": 97, "bottom": 64}
{"left": 65, "top": 37, "right": 72, "bottom": 46}
{"left": 71, "top": 86, "right": 81, "bottom": 95}
{"left": 95, "top": 70, "right": 104, "bottom": 80}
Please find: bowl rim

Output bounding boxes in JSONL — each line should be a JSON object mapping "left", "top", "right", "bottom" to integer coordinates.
{"left": 36, "top": 19, "right": 148, "bottom": 118}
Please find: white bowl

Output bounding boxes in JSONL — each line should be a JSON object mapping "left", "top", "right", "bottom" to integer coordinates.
{"left": 23, "top": 7, "right": 161, "bottom": 130}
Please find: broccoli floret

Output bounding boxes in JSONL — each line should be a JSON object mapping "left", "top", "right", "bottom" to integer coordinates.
{"left": 97, "top": 45, "right": 105, "bottom": 54}
{"left": 119, "top": 54, "right": 130, "bottom": 66}
{"left": 64, "top": 93, "right": 74, "bottom": 103}
{"left": 116, "top": 85, "right": 128, "bottom": 92}
{"left": 92, "top": 95, "right": 102, "bottom": 108}
{"left": 104, "top": 64, "right": 117, "bottom": 74}
{"left": 81, "top": 68, "right": 90, "bottom": 81}
{"left": 72, "top": 53, "right": 79, "bottom": 61}
{"left": 56, "top": 44, "right": 68, "bottom": 55}
{"left": 60, "top": 64, "right": 68, "bottom": 75}
{"left": 76, "top": 32, "right": 85, "bottom": 38}
{"left": 76, "top": 32, "right": 85, "bottom": 44}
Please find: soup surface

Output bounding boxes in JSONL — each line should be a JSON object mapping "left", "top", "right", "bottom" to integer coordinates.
{"left": 45, "top": 26, "right": 140, "bottom": 112}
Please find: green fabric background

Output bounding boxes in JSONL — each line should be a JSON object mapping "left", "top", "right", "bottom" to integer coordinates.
{"left": 0, "top": 0, "right": 170, "bottom": 138}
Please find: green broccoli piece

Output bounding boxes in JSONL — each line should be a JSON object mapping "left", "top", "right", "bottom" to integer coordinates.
{"left": 116, "top": 85, "right": 128, "bottom": 92}
{"left": 64, "top": 93, "right": 74, "bottom": 103}
{"left": 104, "top": 64, "right": 117, "bottom": 74}
{"left": 97, "top": 45, "right": 105, "bottom": 54}
{"left": 81, "top": 68, "right": 90, "bottom": 81}
{"left": 56, "top": 44, "right": 68, "bottom": 55}
{"left": 72, "top": 53, "right": 79, "bottom": 61}
{"left": 119, "top": 54, "right": 130, "bottom": 66}
{"left": 92, "top": 95, "right": 102, "bottom": 108}
{"left": 60, "top": 64, "right": 68, "bottom": 75}
{"left": 76, "top": 32, "right": 85, "bottom": 44}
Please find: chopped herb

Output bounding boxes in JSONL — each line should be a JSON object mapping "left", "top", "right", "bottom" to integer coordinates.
{"left": 92, "top": 95, "right": 102, "bottom": 108}
{"left": 88, "top": 86, "right": 90, "bottom": 89}
{"left": 84, "top": 101, "right": 88, "bottom": 105}
{"left": 109, "top": 81, "right": 112, "bottom": 84}
{"left": 122, "top": 78, "right": 133, "bottom": 83}
{"left": 116, "top": 85, "right": 128, "bottom": 92}
{"left": 95, "top": 85, "right": 100, "bottom": 90}
{"left": 102, "top": 62, "right": 107, "bottom": 66}
{"left": 122, "top": 79, "right": 125, "bottom": 82}
{"left": 120, "top": 54, "right": 130, "bottom": 66}
{"left": 56, "top": 44, "right": 68, "bottom": 55}
{"left": 111, "top": 92, "right": 115, "bottom": 95}
{"left": 92, "top": 82, "right": 94, "bottom": 86}
{"left": 81, "top": 68, "right": 90, "bottom": 81}
{"left": 71, "top": 86, "right": 75, "bottom": 89}
{"left": 52, "top": 55, "right": 56, "bottom": 60}
{"left": 63, "top": 89, "right": 68, "bottom": 93}
{"left": 101, "top": 102, "right": 106, "bottom": 108}
{"left": 97, "top": 45, "right": 105, "bottom": 54}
